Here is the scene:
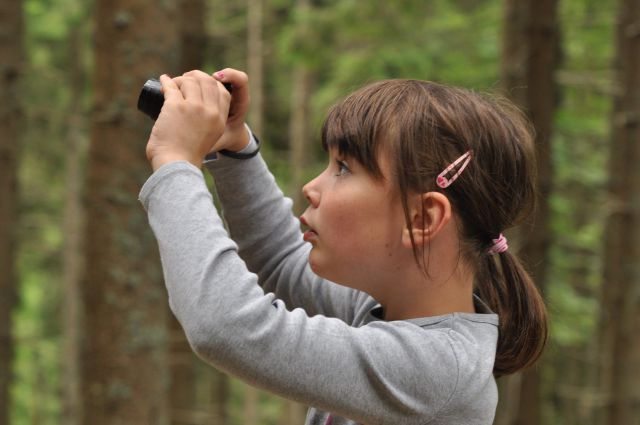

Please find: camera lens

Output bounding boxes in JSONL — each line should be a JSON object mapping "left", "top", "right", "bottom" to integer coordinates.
{"left": 137, "top": 79, "right": 164, "bottom": 120}
{"left": 137, "top": 77, "right": 233, "bottom": 121}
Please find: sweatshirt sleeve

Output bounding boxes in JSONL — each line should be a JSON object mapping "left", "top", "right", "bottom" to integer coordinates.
{"left": 138, "top": 161, "right": 460, "bottom": 425}
{"left": 203, "top": 139, "right": 364, "bottom": 323}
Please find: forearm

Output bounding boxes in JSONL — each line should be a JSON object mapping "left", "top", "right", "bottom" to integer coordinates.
{"left": 204, "top": 134, "right": 357, "bottom": 320}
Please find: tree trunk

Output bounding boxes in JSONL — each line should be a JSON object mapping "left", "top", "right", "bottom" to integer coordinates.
{"left": 81, "top": 1, "right": 179, "bottom": 423}
{"left": 282, "top": 398, "right": 307, "bottom": 425}
{"left": 600, "top": 0, "right": 640, "bottom": 424}
{"left": 168, "top": 313, "right": 198, "bottom": 425}
{"left": 288, "top": 67, "right": 313, "bottom": 214}
{"left": 62, "top": 25, "right": 89, "bottom": 425}
{"left": 179, "top": 0, "right": 207, "bottom": 74}
{"left": 169, "top": 2, "right": 232, "bottom": 424}
{"left": 288, "top": 0, "right": 314, "bottom": 214}
{"left": 241, "top": 2, "right": 268, "bottom": 423}
{"left": 247, "top": 0, "right": 264, "bottom": 136}
{"left": 243, "top": 386, "right": 260, "bottom": 425}
{"left": 0, "top": 0, "right": 24, "bottom": 422}
{"left": 498, "top": 0, "right": 559, "bottom": 424}
{"left": 283, "top": 1, "right": 314, "bottom": 421}
{"left": 207, "top": 366, "right": 229, "bottom": 425}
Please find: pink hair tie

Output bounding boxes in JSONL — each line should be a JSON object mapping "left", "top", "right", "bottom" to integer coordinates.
{"left": 488, "top": 234, "right": 509, "bottom": 255}
{"left": 436, "top": 150, "right": 473, "bottom": 189}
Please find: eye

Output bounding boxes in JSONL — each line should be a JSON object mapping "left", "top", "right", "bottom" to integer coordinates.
{"left": 334, "top": 159, "right": 351, "bottom": 176}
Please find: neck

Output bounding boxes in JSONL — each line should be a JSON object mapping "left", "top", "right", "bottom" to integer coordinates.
{"left": 375, "top": 238, "right": 476, "bottom": 321}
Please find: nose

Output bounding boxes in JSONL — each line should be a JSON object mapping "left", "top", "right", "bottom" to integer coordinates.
{"left": 302, "top": 175, "right": 321, "bottom": 208}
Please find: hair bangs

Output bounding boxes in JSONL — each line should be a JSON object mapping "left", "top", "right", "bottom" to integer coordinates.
{"left": 321, "top": 82, "right": 411, "bottom": 179}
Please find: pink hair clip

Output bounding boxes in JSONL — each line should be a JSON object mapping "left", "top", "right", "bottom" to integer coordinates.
{"left": 488, "top": 233, "right": 509, "bottom": 255}
{"left": 436, "top": 150, "right": 473, "bottom": 189}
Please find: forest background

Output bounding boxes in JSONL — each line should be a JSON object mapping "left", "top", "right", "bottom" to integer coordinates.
{"left": 1, "top": 0, "right": 639, "bottom": 424}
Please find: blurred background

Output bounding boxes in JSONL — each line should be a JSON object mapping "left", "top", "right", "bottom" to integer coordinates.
{"left": 1, "top": 0, "right": 638, "bottom": 424}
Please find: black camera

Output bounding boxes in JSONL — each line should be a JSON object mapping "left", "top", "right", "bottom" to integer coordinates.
{"left": 137, "top": 78, "right": 233, "bottom": 120}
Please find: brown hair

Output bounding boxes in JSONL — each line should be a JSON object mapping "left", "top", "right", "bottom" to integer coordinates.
{"left": 321, "top": 79, "right": 548, "bottom": 377}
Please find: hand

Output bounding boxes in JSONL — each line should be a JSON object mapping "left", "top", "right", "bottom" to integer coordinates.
{"left": 210, "top": 68, "right": 251, "bottom": 153}
{"left": 146, "top": 72, "right": 230, "bottom": 171}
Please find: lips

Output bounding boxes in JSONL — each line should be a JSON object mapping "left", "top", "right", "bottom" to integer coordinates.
{"left": 299, "top": 216, "right": 318, "bottom": 242}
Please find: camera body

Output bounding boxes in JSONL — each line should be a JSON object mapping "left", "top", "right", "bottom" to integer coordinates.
{"left": 137, "top": 78, "right": 233, "bottom": 120}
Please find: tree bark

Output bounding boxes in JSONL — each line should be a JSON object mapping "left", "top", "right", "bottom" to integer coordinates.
{"left": 169, "top": 2, "right": 232, "bottom": 424}
{"left": 284, "top": 2, "right": 313, "bottom": 419}
{"left": 288, "top": 67, "right": 314, "bottom": 214}
{"left": 81, "top": 1, "right": 179, "bottom": 423}
{"left": 179, "top": 0, "right": 207, "bottom": 74}
{"left": 247, "top": 0, "right": 264, "bottom": 136}
{"left": 498, "top": 0, "right": 559, "bottom": 424}
{"left": 0, "top": 0, "right": 24, "bottom": 422}
{"left": 241, "top": 3, "right": 269, "bottom": 423}
{"left": 288, "top": 0, "right": 314, "bottom": 214}
{"left": 283, "top": 2, "right": 314, "bottom": 419}
{"left": 600, "top": 0, "right": 640, "bottom": 424}
{"left": 62, "top": 25, "right": 89, "bottom": 425}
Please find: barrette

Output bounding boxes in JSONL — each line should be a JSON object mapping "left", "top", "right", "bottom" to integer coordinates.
{"left": 436, "top": 150, "right": 473, "bottom": 189}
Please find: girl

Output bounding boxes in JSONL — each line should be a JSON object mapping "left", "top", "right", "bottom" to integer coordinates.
{"left": 140, "top": 69, "right": 547, "bottom": 425}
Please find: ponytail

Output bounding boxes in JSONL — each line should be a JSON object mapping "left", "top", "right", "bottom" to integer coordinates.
{"left": 476, "top": 251, "right": 548, "bottom": 377}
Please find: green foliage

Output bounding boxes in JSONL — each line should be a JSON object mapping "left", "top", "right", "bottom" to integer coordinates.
{"left": 11, "top": 268, "right": 62, "bottom": 425}
{"left": 546, "top": 0, "right": 614, "bottom": 351}
{"left": 12, "top": 0, "right": 93, "bottom": 423}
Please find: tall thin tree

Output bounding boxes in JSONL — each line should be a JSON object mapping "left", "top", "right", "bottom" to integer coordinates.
{"left": 284, "top": 1, "right": 314, "bottom": 420}
{"left": 248, "top": 0, "right": 265, "bottom": 137}
{"left": 62, "top": 19, "right": 90, "bottom": 425}
{"left": 168, "top": 1, "right": 230, "bottom": 424}
{"left": 81, "top": 0, "right": 179, "bottom": 423}
{"left": 497, "top": 0, "right": 559, "bottom": 424}
{"left": 0, "top": 0, "right": 24, "bottom": 423}
{"left": 600, "top": 0, "right": 640, "bottom": 424}
{"left": 288, "top": 0, "right": 314, "bottom": 214}
{"left": 242, "top": 2, "right": 266, "bottom": 423}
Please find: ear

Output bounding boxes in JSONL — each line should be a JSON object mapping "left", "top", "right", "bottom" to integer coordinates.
{"left": 401, "top": 192, "right": 452, "bottom": 249}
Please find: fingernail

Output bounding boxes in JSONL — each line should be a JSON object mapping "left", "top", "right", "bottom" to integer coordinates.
{"left": 214, "top": 71, "right": 225, "bottom": 79}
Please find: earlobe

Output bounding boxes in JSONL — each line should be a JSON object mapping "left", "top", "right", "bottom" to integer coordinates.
{"left": 401, "top": 192, "right": 452, "bottom": 249}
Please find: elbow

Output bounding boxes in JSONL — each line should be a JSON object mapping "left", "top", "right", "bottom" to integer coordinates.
{"left": 183, "top": 321, "right": 225, "bottom": 362}
{"left": 168, "top": 299, "right": 223, "bottom": 361}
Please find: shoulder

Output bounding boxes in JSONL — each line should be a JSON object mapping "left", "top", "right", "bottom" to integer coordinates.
{"left": 433, "top": 314, "right": 499, "bottom": 422}
{"left": 370, "top": 314, "right": 498, "bottom": 422}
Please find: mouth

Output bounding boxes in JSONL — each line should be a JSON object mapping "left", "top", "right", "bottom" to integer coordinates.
{"left": 299, "top": 216, "right": 318, "bottom": 242}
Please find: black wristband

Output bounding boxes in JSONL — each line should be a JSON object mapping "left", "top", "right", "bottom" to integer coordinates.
{"left": 218, "top": 134, "right": 261, "bottom": 160}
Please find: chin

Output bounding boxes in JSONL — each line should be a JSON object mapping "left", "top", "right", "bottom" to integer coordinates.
{"left": 308, "top": 252, "right": 332, "bottom": 279}
{"left": 307, "top": 255, "right": 324, "bottom": 277}
{"left": 307, "top": 251, "right": 363, "bottom": 290}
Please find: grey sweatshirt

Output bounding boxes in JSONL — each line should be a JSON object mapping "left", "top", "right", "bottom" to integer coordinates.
{"left": 139, "top": 137, "right": 499, "bottom": 425}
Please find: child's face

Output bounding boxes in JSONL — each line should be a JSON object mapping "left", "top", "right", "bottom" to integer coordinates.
{"left": 300, "top": 149, "right": 407, "bottom": 291}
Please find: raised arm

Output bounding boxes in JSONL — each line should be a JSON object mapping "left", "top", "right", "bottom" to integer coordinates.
{"left": 139, "top": 162, "right": 490, "bottom": 425}
{"left": 204, "top": 139, "right": 363, "bottom": 319}
{"left": 145, "top": 68, "right": 362, "bottom": 319}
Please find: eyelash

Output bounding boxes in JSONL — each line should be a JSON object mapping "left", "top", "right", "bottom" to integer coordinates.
{"left": 334, "top": 159, "right": 351, "bottom": 176}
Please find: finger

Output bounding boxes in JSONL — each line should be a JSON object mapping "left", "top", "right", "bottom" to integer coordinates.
{"left": 213, "top": 68, "right": 248, "bottom": 87}
{"left": 213, "top": 68, "right": 249, "bottom": 121}
{"left": 159, "top": 74, "right": 183, "bottom": 101}
{"left": 176, "top": 75, "right": 203, "bottom": 101}
{"left": 185, "top": 70, "right": 221, "bottom": 106}
{"left": 213, "top": 68, "right": 249, "bottom": 98}
{"left": 183, "top": 69, "right": 211, "bottom": 80}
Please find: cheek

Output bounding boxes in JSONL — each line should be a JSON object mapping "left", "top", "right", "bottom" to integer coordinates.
{"left": 332, "top": 209, "right": 387, "bottom": 253}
